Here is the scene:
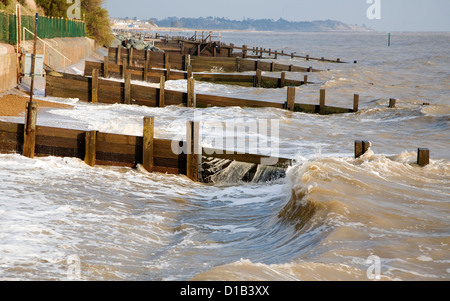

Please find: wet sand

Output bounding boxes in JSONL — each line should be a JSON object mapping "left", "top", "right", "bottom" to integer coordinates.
{"left": 0, "top": 93, "right": 73, "bottom": 117}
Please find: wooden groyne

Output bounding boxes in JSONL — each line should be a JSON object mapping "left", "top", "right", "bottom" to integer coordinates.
{"left": 84, "top": 60, "right": 307, "bottom": 88}
{"left": 45, "top": 72, "right": 357, "bottom": 115}
{"left": 0, "top": 108, "right": 292, "bottom": 182}
{"left": 117, "top": 30, "right": 347, "bottom": 63}
{"left": 106, "top": 46, "right": 319, "bottom": 73}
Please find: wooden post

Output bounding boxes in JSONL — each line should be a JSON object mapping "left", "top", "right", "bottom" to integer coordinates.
{"left": 187, "top": 77, "right": 195, "bottom": 107}
{"left": 128, "top": 47, "right": 133, "bottom": 66}
{"left": 143, "top": 59, "right": 148, "bottom": 82}
{"left": 256, "top": 60, "right": 261, "bottom": 71}
{"left": 164, "top": 52, "right": 169, "bottom": 68}
{"left": 291, "top": 52, "right": 294, "bottom": 59}
{"left": 165, "top": 63, "right": 171, "bottom": 81}
{"left": 363, "top": 141, "right": 371, "bottom": 155}
{"left": 84, "top": 131, "right": 97, "bottom": 167}
{"left": 319, "top": 89, "right": 326, "bottom": 115}
{"left": 353, "top": 94, "right": 359, "bottom": 113}
{"left": 91, "top": 69, "right": 99, "bottom": 104}
{"left": 279, "top": 72, "right": 286, "bottom": 88}
{"left": 117, "top": 47, "right": 121, "bottom": 64}
{"left": 308, "top": 66, "right": 313, "bottom": 72}
{"left": 103, "top": 56, "right": 109, "bottom": 78}
{"left": 159, "top": 76, "right": 165, "bottom": 107}
{"left": 417, "top": 148, "right": 430, "bottom": 167}
{"left": 23, "top": 102, "right": 37, "bottom": 159}
{"left": 124, "top": 72, "right": 131, "bottom": 105}
{"left": 186, "top": 121, "right": 200, "bottom": 182}
{"left": 255, "top": 69, "right": 262, "bottom": 88}
{"left": 306, "top": 54, "right": 309, "bottom": 61}
{"left": 229, "top": 43, "right": 234, "bottom": 57}
{"left": 121, "top": 58, "right": 127, "bottom": 79}
{"left": 187, "top": 65, "right": 193, "bottom": 79}
{"left": 236, "top": 57, "right": 241, "bottom": 72}
{"left": 355, "top": 140, "right": 363, "bottom": 158}
{"left": 286, "top": 87, "right": 295, "bottom": 112}
{"left": 143, "top": 117, "right": 155, "bottom": 172}
{"left": 271, "top": 62, "right": 275, "bottom": 72}
{"left": 389, "top": 98, "right": 396, "bottom": 108}
{"left": 274, "top": 50, "right": 278, "bottom": 59}
{"left": 242, "top": 45, "right": 247, "bottom": 58}
{"left": 355, "top": 140, "right": 370, "bottom": 158}
{"left": 289, "top": 64, "right": 293, "bottom": 72}
{"left": 303, "top": 75, "right": 308, "bottom": 86}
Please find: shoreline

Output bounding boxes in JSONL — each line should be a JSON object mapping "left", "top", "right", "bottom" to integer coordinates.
{"left": 0, "top": 92, "right": 73, "bottom": 117}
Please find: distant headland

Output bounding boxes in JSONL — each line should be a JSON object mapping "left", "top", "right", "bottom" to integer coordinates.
{"left": 111, "top": 16, "right": 372, "bottom": 32}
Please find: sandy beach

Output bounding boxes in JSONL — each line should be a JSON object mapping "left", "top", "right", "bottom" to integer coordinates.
{"left": 0, "top": 93, "right": 73, "bottom": 117}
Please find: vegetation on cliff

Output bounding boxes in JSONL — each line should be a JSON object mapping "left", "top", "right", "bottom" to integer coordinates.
{"left": 0, "top": 0, "right": 113, "bottom": 46}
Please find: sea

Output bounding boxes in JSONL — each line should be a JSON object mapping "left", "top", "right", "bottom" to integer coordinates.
{"left": 0, "top": 31, "right": 449, "bottom": 281}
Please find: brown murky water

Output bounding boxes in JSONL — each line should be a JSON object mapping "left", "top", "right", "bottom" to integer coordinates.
{"left": 0, "top": 32, "right": 449, "bottom": 281}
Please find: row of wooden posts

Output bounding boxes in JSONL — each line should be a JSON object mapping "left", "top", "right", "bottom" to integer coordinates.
{"left": 89, "top": 65, "right": 395, "bottom": 114}
{"left": 86, "top": 59, "right": 307, "bottom": 89}
{"left": 51, "top": 69, "right": 356, "bottom": 114}
{"left": 19, "top": 102, "right": 202, "bottom": 181}
{"left": 354, "top": 140, "right": 430, "bottom": 167}
{"left": 108, "top": 47, "right": 319, "bottom": 73}
{"left": 15, "top": 101, "right": 430, "bottom": 188}
{"left": 161, "top": 33, "right": 347, "bottom": 63}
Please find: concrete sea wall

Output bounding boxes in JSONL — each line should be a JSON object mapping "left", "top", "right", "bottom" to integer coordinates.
{"left": 0, "top": 37, "right": 97, "bottom": 93}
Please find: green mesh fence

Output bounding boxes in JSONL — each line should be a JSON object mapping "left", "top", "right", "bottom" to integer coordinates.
{"left": 0, "top": 12, "right": 86, "bottom": 45}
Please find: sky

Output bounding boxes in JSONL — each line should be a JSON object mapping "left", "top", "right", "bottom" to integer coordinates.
{"left": 104, "top": 0, "right": 450, "bottom": 32}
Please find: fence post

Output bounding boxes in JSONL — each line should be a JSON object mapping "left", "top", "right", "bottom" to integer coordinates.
{"left": 128, "top": 47, "right": 133, "bottom": 66}
{"left": 143, "top": 117, "right": 155, "bottom": 172}
{"left": 417, "top": 148, "right": 430, "bottom": 167}
{"left": 242, "top": 45, "right": 247, "bottom": 58}
{"left": 159, "top": 75, "right": 165, "bottom": 108}
{"left": 286, "top": 87, "right": 296, "bottom": 112}
{"left": 164, "top": 52, "right": 170, "bottom": 68}
{"left": 353, "top": 94, "right": 359, "bottom": 113}
{"left": 236, "top": 57, "right": 241, "bottom": 72}
{"left": 355, "top": 140, "right": 371, "bottom": 158}
{"left": 23, "top": 101, "right": 37, "bottom": 159}
{"left": 279, "top": 71, "right": 286, "bottom": 88}
{"left": 271, "top": 62, "right": 275, "bottom": 72}
{"left": 187, "top": 77, "right": 195, "bottom": 107}
{"left": 117, "top": 47, "right": 121, "bottom": 64}
{"left": 143, "top": 59, "right": 148, "bottom": 82}
{"left": 165, "top": 63, "right": 171, "bottom": 81}
{"left": 389, "top": 98, "right": 396, "bottom": 108}
{"left": 186, "top": 121, "right": 200, "bottom": 182}
{"left": 121, "top": 58, "right": 127, "bottom": 79}
{"left": 91, "top": 68, "right": 99, "bottom": 104}
{"left": 124, "top": 72, "right": 131, "bottom": 105}
{"left": 103, "top": 56, "right": 109, "bottom": 78}
{"left": 303, "top": 75, "right": 308, "bottom": 86}
{"left": 255, "top": 69, "right": 262, "bottom": 88}
{"left": 319, "top": 89, "right": 326, "bottom": 115}
{"left": 187, "top": 65, "right": 193, "bottom": 79}
{"left": 84, "top": 130, "right": 97, "bottom": 167}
